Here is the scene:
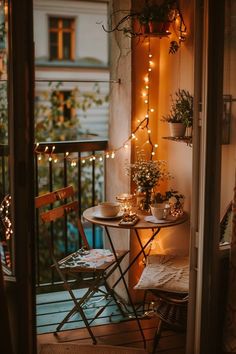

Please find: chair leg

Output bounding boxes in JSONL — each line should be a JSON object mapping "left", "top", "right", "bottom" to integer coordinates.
{"left": 104, "top": 281, "right": 126, "bottom": 318}
{"left": 152, "top": 319, "right": 163, "bottom": 354}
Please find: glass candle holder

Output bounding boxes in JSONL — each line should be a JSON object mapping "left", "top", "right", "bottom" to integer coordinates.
{"left": 116, "top": 193, "right": 135, "bottom": 214}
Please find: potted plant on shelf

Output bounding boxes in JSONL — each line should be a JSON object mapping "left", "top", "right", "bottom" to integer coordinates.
{"left": 162, "top": 89, "right": 193, "bottom": 138}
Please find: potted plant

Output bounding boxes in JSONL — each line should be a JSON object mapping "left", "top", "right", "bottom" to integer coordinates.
{"left": 162, "top": 89, "right": 193, "bottom": 138}
{"left": 152, "top": 189, "right": 185, "bottom": 216}
{"left": 103, "top": 0, "right": 187, "bottom": 53}
{"left": 148, "top": 0, "right": 177, "bottom": 34}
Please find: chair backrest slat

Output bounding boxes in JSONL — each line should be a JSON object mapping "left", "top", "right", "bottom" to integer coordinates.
{"left": 41, "top": 201, "right": 78, "bottom": 223}
{"left": 35, "top": 186, "right": 74, "bottom": 209}
{"left": 35, "top": 186, "right": 90, "bottom": 250}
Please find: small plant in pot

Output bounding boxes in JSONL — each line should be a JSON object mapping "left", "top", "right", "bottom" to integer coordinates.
{"left": 162, "top": 89, "right": 193, "bottom": 138}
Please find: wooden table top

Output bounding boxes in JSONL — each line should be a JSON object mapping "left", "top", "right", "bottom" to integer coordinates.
{"left": 83, "top": 206, "right": 188, "bottom": 230}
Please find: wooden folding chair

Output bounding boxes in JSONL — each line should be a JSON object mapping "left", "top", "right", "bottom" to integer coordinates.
{"left": 35, "top": 186, "right": 129, "bottom": 344}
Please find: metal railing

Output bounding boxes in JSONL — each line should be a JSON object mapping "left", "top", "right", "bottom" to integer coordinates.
{"left": 34, "top": 139, "right": 108, "bottom": 289}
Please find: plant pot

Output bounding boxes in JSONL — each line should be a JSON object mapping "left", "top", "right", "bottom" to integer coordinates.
{"left": 140, "top": 23, "right": 149, "bottom": 34}
{"left": 185, "top": 125, "right": 193, "bottom": 137}
{"left": 168, "top": 122, "right": 186, "bottom": 137}
{"left": 149, "top": 20, "right": 164, "bottom": 33}
{"left": 148, "top": 20, "right": 171, "bottom": 34}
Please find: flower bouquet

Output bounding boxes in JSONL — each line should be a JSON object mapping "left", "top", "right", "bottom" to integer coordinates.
{"left": 127, "top": 154, "right": 171, "bottom": 211}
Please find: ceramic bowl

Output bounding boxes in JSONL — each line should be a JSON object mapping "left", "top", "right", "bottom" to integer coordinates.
{"left": 98, "top": 202, "right": 120, "bottom": 217}
{"left": 150, "top": 203, "right": 170, "bottom": 220}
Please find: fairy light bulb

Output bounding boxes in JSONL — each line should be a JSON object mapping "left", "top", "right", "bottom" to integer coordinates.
{"left": 48, "top": 156, "right": 52, "bottom": 162}
{"left": 150, "top": 108, "right": 155, "bottom": 112}
{"left": 99, "top": 157, "right": 103, "bottom": 161}
{"left": 154, "top": 144, "right": 158, "bottom": 148}
{"left": 38, "top": 155, "right": 42, "bottom": 161}
{"left": 54, "top": 158, "right": 58, "bottom": 163}
{"left": 82, "top": 159, "right": 86, "bottom": 164}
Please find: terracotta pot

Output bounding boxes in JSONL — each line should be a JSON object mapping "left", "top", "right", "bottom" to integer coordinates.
{"left": 140, "top": 23, "right": 149, "bottom": 34}
{"left": 149, "top": 20, "right": 171, "bottom": 34}
{"left": 168, "top": 122, "right": 186, "bottom": 137}
{"left": 148, "top": 20, "right": 164, "bottom": 33}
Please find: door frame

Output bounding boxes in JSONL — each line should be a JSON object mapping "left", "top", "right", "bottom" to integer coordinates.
{"left": 8, "top": 0, "right": 36, "bottom": 352}
{"left": 187, "top": 0, "right": 225, "bottom": 353}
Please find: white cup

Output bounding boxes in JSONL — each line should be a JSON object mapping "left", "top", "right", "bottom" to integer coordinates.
{"left": 150, "top": 203, "right": 170, "bottom": 220}
{"left": 98, "top": 202, "right": 120, "bottom": 217}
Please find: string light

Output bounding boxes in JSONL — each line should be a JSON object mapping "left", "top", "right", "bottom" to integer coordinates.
{"left": 34, "top": 41, "right": 159, "bottom": 165}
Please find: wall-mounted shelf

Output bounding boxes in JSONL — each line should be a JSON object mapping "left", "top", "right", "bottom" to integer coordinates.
{"left": 162, "top": 136, "right": 192, "bottom": 146}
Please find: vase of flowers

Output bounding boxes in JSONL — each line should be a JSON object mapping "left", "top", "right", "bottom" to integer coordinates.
{"left": 127, "top": 155, "right": 170, "bottom": 212}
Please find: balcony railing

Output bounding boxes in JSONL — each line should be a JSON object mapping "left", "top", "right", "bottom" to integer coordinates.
{"left": 34, "top": 139, "right": 108, "bottom": 290}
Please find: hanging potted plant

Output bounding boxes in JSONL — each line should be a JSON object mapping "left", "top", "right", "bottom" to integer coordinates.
{"left": 102, "top": 0, "right": 187, "bottom": 54}
{"left": 162, "top": 89, "right": 193, "bottom": 138}
{"left": 148, "top": 0, "right": 177, "bottom": 34}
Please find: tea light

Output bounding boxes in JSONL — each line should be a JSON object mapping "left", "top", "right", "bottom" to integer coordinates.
{"left": 116, "top": 193, "right": 135, "bottom": 214}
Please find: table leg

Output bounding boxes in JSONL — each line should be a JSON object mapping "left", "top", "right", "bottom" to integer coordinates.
{"left": 113, "top": 227, "right": 161, "bottom": 289}
{"left": 104, "top": 226, "right": 146, "bottom": 348}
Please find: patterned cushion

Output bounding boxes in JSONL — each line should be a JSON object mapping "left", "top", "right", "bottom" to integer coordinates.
{"left": 134, "top": 254, "right": 189, "bottom": 293}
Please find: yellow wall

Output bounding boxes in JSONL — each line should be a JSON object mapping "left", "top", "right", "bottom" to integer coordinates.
{"left": 128, "top": 0, "right": 194, "bottom": 301}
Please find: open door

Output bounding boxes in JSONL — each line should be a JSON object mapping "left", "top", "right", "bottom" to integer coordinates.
{"left": 187, "top": 0, "right": 226, "bottom": 353}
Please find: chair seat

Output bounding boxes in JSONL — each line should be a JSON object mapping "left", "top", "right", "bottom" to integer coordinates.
{"left": 58, "top": 248, "right": 128, "bottom": 272}
{"left": 134, "top": 254, "right": 189, "bottom": 293}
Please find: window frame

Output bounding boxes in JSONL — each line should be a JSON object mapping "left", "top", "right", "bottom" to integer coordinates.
{"left": 48, "top": 16, "right": 75, "bottom": 61}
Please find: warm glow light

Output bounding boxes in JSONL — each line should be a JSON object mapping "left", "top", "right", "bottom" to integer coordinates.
{"left": 144, "top": 100, "right": 148, "bottom": 104}
{"left": 150, "top": 108, "right": 155, "bottom": 112}
{"left": 154, "top": 144, "right": 158, "bottom": 148}
{"left": 148, "top": 129, "right": 151, "bottom": 134}
{"left": 144, "top": 77, "right": 149, "bottom": 83}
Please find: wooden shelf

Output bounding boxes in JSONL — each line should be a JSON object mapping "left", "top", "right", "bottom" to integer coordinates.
{"left": 162, "top": 136, "right": 192, "bottom": 146}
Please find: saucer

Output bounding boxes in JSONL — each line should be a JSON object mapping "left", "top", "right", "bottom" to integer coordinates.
{"left": 92, "top": 211, "right": 123, "bottom": 219}
{"left": 144, "top": 215, "right": 176, "bottom": 224}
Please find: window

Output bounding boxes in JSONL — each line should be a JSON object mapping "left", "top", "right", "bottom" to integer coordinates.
{"left": 49, "top": 17, "right": 75, "bottom": 60}
{"left": 52, "top": 90, "right": 74, "bottom": 121}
